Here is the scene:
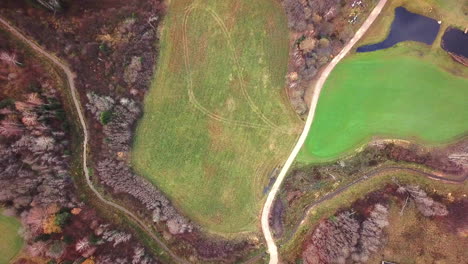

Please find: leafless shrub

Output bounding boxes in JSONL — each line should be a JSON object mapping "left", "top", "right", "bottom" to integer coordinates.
{"left": 102, "top": 99, "right": 140, "bottom": 153}
{"left": 0, "top": 120, "right": 23, "bottom": 137}
{"left": 86, "top": 92, "right": 115, "bottom": 120}
{"left": 27, "top": 241, "right": 49, "bottom": 257}
{"left": 283, "top": 0, "right": 307, "bottom": 31}
{"left": 96, "top": 158, "right": 193, "bottom": 234}
{"left": 303, "top": 211, "right": 359, "bottom": 264}
{"left": 75, "top": 238, "right": 90, "bottom": 252}
{"left": 0, "top": 51, "right": 21, "bottom": 66}
{"left": 399, "top": 185, "right": 448, "bottom": 217}
{"left": 102, "top": 229, "right": 132, "bottom": 247}
{"left": 352, "top": 204, "right": 389, "bottom": 263}
{"left": 35, "top": 0, "right": 63, "bottom": 12}
{"left": 124, "top": 56, "right": 143, "bottom": 85}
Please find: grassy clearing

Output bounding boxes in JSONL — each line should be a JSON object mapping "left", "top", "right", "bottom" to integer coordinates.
{"left": 368, "top": 202, "right": 468, "bottom": 263}
{"left": 0, "top": 209, "right": 23, "bottom": 264}
{"left": 280, "top": 172, "right": 468, "bottom": 261}
{"left": 132, "top": 0, "right": 300, "bottom": 234}
{"left": 298, "top": 0, "right": 468, "bottom": 163}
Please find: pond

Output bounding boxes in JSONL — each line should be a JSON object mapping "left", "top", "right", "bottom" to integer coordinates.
{"left": 357, "top": 7, "right": 440, "bottom": 52}
{"left": 441, "top": 27, "right": 468, "bottom": 58}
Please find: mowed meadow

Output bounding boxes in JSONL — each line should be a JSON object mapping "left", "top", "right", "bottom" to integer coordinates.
{"left": 0, "top": 210, "right": 23, "bottom": 263}
{"left": 298, "top": 0, "right": 468, "bottom": 163}
{"left": 132, "top": 0, "right": 300, "bottom": 234}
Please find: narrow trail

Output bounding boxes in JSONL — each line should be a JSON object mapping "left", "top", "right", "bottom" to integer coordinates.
{"left": 0, "top": 17, "right": 188, "bottom": 264}
{"left": 283, "top": 166, "right": 468, "bottom": 244}
{"left": 260, "top": 0, "right": 389, "bottom": 263}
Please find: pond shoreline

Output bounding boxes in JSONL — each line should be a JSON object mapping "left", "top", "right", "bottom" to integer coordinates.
{"left": 441, "top": 27, "right": 468, "bottom": 66}
{"left": 357, "top": 6, "right": 440, "bottom": 52}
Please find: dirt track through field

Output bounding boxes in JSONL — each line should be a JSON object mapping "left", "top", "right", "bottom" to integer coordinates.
{"left": 182, "top": 3, "right": 289, "bottom": 133}
{"left": 0, "top": 17, "right": 188, "bottom": 264}
{"left": 183, "top": 4, "right": 273, "bottom": 131}
{"left": 260, "top": 0, "right": 389, "bottom": 263}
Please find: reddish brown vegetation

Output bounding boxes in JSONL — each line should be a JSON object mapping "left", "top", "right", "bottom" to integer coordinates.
{"left": 0, "top": 1, "right": 256, "bottom": 261}
{"left": 300, "top": 184, "right": 460, "bottom": 263}
{"left": 0, "top": 90, "right": 158, "bottom": 263}
{"left": 278, "top": 139, "right": 467, "bottom": 243}
{"left": 0, "top": 28, "right": 159, "bottom": 263}
{"left": 383, "top": 143, "right": 465, "bottom": 175}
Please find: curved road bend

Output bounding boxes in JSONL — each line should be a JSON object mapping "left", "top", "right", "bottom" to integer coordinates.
{"left": 260, "top": 0, "right": 388, "bottom": 263}
{"left": 285, "top": 166, "right": 468, "bottom": 243}
{"left": 0, "top": 17, "right": 188, "bottom": 264}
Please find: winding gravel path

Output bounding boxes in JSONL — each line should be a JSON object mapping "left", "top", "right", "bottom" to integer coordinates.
{"left": 0, "top": 17, "right": 187, "bottom": 264}
{"left": 260, "top": 1, "right": 388, "bottom": 263}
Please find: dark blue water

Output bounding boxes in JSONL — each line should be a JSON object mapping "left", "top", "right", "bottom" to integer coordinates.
{"left": 441, "top": 27, "right": 468, "bottom": 58}
{"left": 357, "top": 7, "right": 440, "bottom": 52}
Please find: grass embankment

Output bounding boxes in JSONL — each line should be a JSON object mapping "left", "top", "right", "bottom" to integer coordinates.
{"left": 298, "top": 0, "right": 468, "bottom": 163}
{"left": 0, "top": 209, "right": 23, "bottom": 264}
{"left": 132, "top": 0, "right": 300, "bottom": 234}
{"left": 280, "top": 172, "right": 468, "bottom": 261}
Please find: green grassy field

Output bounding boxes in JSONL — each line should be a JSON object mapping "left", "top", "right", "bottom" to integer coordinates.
{"left": 132, "top": 0, "right": 300, "bottom": 234}
{"left": 0, "top": 210, "right": 23, "bottom": 264}
{"left": 298, "top": 0, "right": 468, "bottom": 163}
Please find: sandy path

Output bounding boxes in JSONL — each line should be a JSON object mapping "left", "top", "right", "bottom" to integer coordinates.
{"left": 260, "top": 0, "right": 388, "bottom": 263}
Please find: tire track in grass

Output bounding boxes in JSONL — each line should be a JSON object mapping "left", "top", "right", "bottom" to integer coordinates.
{"left": 205, "top": 8, "right": 288, "bottom": 132}
{"left": 182, "top": 5, "right": 274, "bottom": 131}
{"left": 183, "top": 3, "right": 289, "bottom": 133}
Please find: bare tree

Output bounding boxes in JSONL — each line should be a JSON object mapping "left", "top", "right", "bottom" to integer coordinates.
{"left": 398, "top": 185, "right": 448, "bottom": 217}
{"left": 352, "top": 204, "right": 389, "bottom": 263}
{"left": 0, "top": 120, "right": 23, "bottom": 137}
{"left": 35, "top": 0, "right": 63, "bottom": 12}
{"left": 303, "top": 211, "right": 360, "bottom": 264}
{"left": 0, "top": 51, "right": 21, "bottom": 66}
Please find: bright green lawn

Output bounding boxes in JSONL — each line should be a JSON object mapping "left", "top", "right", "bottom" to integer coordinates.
{"left": 132, "top": 0, "right": 299, "bottom": 234}
{"left": 298, "top": 45, "right": 468, "bottom": 162}
{"left": 0, "top": 210, "right": 23, "bottom": 264}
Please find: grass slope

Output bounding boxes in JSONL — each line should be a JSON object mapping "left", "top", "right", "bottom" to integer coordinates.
{"left": 298, "top": 0, "right": 468, "bottom": 163}
{"left": 0, "top": 210, "right": 23, "bottom": 264}
{"left": 132, "top": 0, "right": 299, "bottom": 234}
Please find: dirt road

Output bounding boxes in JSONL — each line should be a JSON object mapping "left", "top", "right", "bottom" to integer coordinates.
{"left": 260, "top": 0, "right": 388, "bottom": 263}
{"left": 0, "top": 17, "right": 188, "bottom": 264}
